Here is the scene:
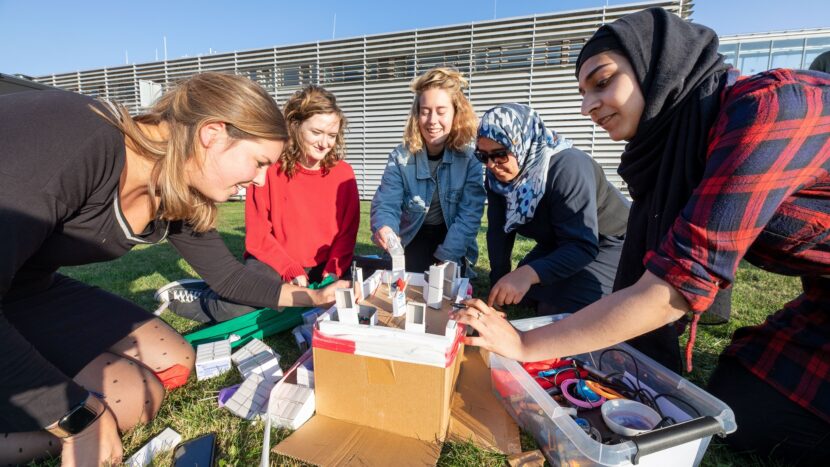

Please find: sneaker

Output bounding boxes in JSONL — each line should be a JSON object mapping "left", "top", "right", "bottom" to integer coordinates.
{"left": 154, "top": 279, "right": 209, "bottom": 314}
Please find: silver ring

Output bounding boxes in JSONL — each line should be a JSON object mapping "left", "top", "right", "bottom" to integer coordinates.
{"left": 476, "top": 311, "right": 483, "bottom": 319}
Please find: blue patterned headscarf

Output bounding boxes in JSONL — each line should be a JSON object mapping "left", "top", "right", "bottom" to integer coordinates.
{"left": 478, "top": 103, "right": 572, "bottom": 233}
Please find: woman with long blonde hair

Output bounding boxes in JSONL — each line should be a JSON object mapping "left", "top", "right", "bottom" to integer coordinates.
{"left": 0, "top": 73, "right": 346, "bottom": 466}
{"left": 370, "top": 67, "right": 485, "bottom": 275}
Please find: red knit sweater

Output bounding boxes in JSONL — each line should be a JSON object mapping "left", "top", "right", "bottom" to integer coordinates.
{"left": 245, "top": 160, "right": 359, "bottom": 281}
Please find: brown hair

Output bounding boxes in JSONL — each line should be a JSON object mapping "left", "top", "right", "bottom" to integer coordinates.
{"left": 93, "top": 72, "right": 287, "bottom": 232}
{"left": 403, "top": 67, "right": 477, "bottom": 154}
{"left": 280, "top": 85, "right": 347, "bottom": 178}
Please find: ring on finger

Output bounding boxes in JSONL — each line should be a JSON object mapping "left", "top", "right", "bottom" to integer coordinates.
{"left": 476, "top": 310, "right": 483, "bottom": 319}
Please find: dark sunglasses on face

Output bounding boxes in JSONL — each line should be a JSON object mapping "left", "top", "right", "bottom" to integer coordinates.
{"left": 474, "top": 148, "right": 510, "bottom": 164}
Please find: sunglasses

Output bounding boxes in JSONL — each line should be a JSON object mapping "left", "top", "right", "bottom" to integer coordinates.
{"left": 474, "top": 148, "right": 511, "bottom": 165}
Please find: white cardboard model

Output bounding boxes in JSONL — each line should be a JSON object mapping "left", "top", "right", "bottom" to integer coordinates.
{"left": 353, "top": 266, "right": 365, "bottom": 300}
{"left": 124, "top": 427, "right": 181, "bottom": 467}
{"left": 267, "top": 382, "right": 316, "bottom": 430}
{"left": 362, "top": 270, "right": 383, "bottom": 300}
{"left": 231, "top": 338, "right": 278, "bottom": 365}
{"left": 358, "top": 305, "right": 378, "bottom": 326}
{"left": 296, "top": 358, "right": 315, "bottom": 388}
{"left": 390, "top": 252, "right": 406, "bottom": 283}
{"left": 316, "top": 264, "right": 466, "bottom": 367}
{"left": 404, "top": 302, "right": 427, "bottom": 333}
{"left": 442, "top": 261, "right": 460, "bottom": 299}
{"left": 195, "top": 340, "right": 232, "bottom": 381}
{"left": 423, "top": 263, "right": 445, "bottom": 309}
{"left": 334, "top": 287, "right": 359, "bottom": 325}
{"left": 231, "top": 338, "right": 283, "bottom": 382}
{"left": 390, "top": 279, "right": 407, "bottom": 317}
{"left": 224, "top": 373, "right": 276, "bottom": 420}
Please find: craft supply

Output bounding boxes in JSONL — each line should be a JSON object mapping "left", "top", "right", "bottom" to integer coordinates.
{"left": 601, "top": 399, "right": 661, "bottom": 437}
{"left": 560, "top": 378, "right": 606, "bottom": 409}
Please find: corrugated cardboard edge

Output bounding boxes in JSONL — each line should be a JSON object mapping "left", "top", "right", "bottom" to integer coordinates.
{"left": 273, "top": 415, "right": 442, "bottom": 466}
{"left": 447, "top": 347, "right": 522, "bottom": 455}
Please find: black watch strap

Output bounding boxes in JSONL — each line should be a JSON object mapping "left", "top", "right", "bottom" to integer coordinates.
{"left": 44, "top": 393, "right": 105, "bottom": 438}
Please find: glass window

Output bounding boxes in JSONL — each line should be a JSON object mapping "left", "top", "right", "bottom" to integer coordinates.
{"left": 737, "top": 40, "right": 771, "bottom": 74}
{"left": 771, "top": 39, "right": 805, "bottom": 69}
{"left": 719, "top": 43, "right": 738, "bottom": 67}
{"left": 806, "top": 36, "right": 830, "bottom": 48}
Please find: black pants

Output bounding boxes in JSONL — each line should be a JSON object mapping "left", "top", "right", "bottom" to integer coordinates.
{"left": 405, "top": 222, "right": 448, "bottom": 275}
{"left": 707, "top": 355, "right": 830, "bottom": 465}
{"left": 178, "top": 258, "right": 327, "bottom": 323}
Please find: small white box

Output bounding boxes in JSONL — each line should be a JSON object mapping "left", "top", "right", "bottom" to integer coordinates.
{"left": 391, "top": 290, "right": 407, "bottom": 317}
{"left": 296, "top": 358, "right": 315, "bottom": 388}
{"left": 267, "top": 383, "right": 315, "bottom": 430}
{"left": 405, "top": 302, "right": 427, "bottom": 334}
{"left": 335, "top": 287, "right": 359, "bottom": 325}
{"left": 195, "top": 340, "right": 232, "bottom": 381}
{"left": 231, "top": 338, "right": 283, "bottom": 382}
{"left": 224, "top": 374, "right": 275, "bottom": 420}
{"left": 124, "top": 427, "right": 181, "bottom": 467}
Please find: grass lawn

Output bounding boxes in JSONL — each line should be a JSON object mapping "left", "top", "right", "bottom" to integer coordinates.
{"left": 50, "top": 201, "right": 799, "bottom": 466}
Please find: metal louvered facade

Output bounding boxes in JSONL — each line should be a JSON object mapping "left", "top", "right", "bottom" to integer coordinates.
{"left": 35, "top": 0, "right": 690, "bottom": 199}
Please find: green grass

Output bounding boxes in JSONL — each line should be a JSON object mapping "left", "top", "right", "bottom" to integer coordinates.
{"left": 48, "top": 201, "right": 800, "bottom": 466}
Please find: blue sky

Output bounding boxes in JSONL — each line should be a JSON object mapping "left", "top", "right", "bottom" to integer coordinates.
{"left": 1, "top": 0, "right": 827, "bottom": 77}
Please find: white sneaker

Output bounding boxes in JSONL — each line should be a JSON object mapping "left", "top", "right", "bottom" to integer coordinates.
{"left": 154, "top": 279, "right": 209, "bottom": 304}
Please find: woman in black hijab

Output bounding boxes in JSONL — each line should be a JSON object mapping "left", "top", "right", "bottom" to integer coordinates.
{"left": 453, "top": 7, "right": 830, "bottom": 464}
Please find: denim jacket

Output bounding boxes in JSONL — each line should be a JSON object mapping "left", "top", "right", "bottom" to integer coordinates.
{"left": 371, "top": 143, "right": 486, "bottom": 267}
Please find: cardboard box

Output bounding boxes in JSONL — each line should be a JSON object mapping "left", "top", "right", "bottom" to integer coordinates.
{"left": 313, "top": 281, "right": 464, "bottom": 441}
{"left": 274, "top": 346, "right": 521, "bottom": 466}
{"left": 274, "top": 278, "right": 519, "bottom": 466}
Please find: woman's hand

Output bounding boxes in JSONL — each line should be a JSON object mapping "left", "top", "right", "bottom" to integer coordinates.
{"left": 488, "top": 265, "right": 539, "bottom": 306}
{"left": 60, "top": 408, "right": 122, "bottom": 467}
{"left": 451, "top": 299, "right": 526, "bottom": 362}
{"left": 314, "top": 279, "right": 352, "bottom": 307}
{"left": 291, "top": 275, "right": 309, "bottom": 287}
{"left": 372, "top": 226, "right": 397, "bottom": 251}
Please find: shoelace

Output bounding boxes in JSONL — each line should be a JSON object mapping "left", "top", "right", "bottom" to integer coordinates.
{"left": 171, "top": 288, "right": 206, "bottom": 303}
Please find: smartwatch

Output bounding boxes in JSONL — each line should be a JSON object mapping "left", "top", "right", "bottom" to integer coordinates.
{"left": 44, "top": 393, "right": 106, "bottom": 438}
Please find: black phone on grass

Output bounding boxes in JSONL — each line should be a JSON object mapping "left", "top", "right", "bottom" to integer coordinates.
{"left": 173, "top": 433, "right": 216, "bottom": 467}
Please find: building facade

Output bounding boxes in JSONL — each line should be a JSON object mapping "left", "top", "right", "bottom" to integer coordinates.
{"left": 36, "top": 0, "right": 691, "bottom": 198}
{"left": 719, "top": 28, "right": 830, "bottom": 74}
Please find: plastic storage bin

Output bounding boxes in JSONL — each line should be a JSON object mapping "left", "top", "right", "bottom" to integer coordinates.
{"left": 489, "top": 315, "right": 736, "bottom": 467}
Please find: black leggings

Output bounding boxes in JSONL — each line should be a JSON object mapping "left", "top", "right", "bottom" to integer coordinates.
{"left": 404, "top": 222, "right": 448, "bottom": 275}
{"left": 175, "top": 258, "right": 327, "bottom": 323}
{"left": 707, "top": 355, "right": 830, "bottom": 465}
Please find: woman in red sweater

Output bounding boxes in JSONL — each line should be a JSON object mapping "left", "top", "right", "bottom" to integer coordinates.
{"left": 158, "top": 85, "right": 359, "bottom": 322}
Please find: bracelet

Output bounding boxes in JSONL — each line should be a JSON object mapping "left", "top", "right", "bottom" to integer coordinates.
{"left": 560, "top": 379, "right": 606, "bottom": 409}
{"left": 585, "top": 380, "right": 624, "bottom": 400}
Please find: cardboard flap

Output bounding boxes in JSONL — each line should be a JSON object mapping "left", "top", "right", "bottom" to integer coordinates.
{"left": 448, "top": 347, "right": 522, "bottom": 455}
{"left": 273, "top": 415, "right": 442, "bottom": 466}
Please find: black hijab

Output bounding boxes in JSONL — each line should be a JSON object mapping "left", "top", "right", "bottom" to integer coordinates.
{"left": 576, "top": 8, "right": 733, "bottom": 369}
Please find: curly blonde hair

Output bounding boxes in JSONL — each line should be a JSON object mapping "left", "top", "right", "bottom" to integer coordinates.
{"left": 280, "top": 85, "right": 347, "bottom": 178}
{"left": 403, "top": 67, "right": 477, "bottom": 154}
{"left": 93, "top": 72, "right": 287, "bottom": 232}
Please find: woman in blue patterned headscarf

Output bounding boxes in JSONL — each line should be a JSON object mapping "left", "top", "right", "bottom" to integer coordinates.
{"left": 478, "top": 103, "right": 629, "bottom": 314}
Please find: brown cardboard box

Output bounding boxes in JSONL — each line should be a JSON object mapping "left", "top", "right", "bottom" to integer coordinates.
{"left": 313, "top": 281, "right": 463, "bottom": 440}
{"left": 274, "top": 280, "right": 519, "bottom": 465}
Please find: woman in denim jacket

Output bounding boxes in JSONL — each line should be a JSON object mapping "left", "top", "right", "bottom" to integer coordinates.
{"left": 371, "top": 68, "right": 485, "bottom": 275}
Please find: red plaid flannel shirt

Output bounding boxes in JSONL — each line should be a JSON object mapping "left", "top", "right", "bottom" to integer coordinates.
{"left": 644, "top": 68, "right": 830, "bottom": 422}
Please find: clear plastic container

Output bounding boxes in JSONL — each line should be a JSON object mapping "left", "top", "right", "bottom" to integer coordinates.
{"left": 489, "top": 315, "right": 736, "bottom": 467}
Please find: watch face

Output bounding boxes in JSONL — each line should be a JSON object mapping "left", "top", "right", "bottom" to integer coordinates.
{"left": 59, "top": 406, "right": 99, "bottom": 435}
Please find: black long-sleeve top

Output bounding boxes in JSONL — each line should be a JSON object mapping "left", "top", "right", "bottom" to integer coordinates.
{"left": 0, "top": 90, "right": 284, "bottom": 431}
{"left": 487, "top": 147, "right": 629, "bottom": 286}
